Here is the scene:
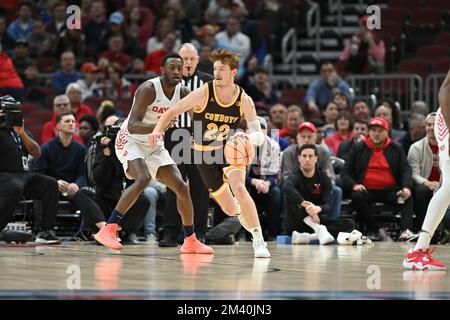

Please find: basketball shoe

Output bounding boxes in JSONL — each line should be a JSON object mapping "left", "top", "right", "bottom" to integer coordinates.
{"left": 94, "top": 223, "right": 123, "bottom": 250}
{"left": 403, "top": 247, "right": 446, "bottom": 271}
{"left": 180, "top": 233, "right": 214, "bottom": 254}
{"left": 253, "top": 239, "right": 271, "bottom": 258}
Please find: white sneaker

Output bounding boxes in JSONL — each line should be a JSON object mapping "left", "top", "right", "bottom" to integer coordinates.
{"left": 253, "top": 239, "right": 271, "bottom": 258}
{"left": 291, "top": 231, "right": 313, "bottom": 244}
{"left": 317, "top": 225, "right": 334, "bottom": 245}
{"left": 398, "top": 229, "right": 418, "bottom": 242}
{"left": 146, "top": 234, "right": 157, "bottom": 244}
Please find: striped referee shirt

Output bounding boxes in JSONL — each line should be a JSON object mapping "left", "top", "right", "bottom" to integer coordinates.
{"left": 176, "top": 70, "right": 214, "bottom": 128}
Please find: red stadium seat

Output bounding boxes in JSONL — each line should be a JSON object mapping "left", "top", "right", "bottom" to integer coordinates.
{"left": 410, "top": 7, "right": 442, "bottom": 29}
{"left": 378, "top": 21, "right": 403, "bottom": 42}
{"left": 416, "top": 45, "right": 449, "bottom": 60}
{"left": 27, "top": 125, "right": 43, "bottom": 145}
{"left": 279, "top": 89, "right": 306, "bottom": 107}
{"left": 35, "top": 57, "right": 59, "bottom": 73}
{"left": 426, "top": 0, "right": 450, "bottom": 12}
{"left": 83, "top": 96, "right": 105, "bottom": 111}
{"left": 29, "top": 109, "right": 53, "bottom": 123}
{"left": 436, "top": 32, "right": 450, "bottom": 46}
{"left": 21, "top": 102, "right": 44, "bottom": 115}
{"left": 381, "top": 7, "right": 409, "bottom": 25}
{"left": 24, "top": 118, "right": 43, "bottom": 128}
{"left": 398, "top": 58, "right": 431, "bottom": 80}
{"left": 431, "top": 57, "right": 450, "bottom": 72}
{"left": 389, "top": 0, "right": 422, "bottom": 9}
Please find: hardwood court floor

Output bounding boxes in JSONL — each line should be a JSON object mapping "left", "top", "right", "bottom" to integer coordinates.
{"left": 0, "top": 241, "right": 449, "bottom": 299}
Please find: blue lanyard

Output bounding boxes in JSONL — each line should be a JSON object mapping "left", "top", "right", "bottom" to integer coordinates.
{"left": 10, "top": 131, "right": 22, "bottom": 153}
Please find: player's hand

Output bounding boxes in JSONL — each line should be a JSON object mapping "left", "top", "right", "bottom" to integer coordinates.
{"left": 401, "top": 187, "right": 412, "bottom": 200}
{"left": 148, "top": 131, "right": 163, "bottom": 149}
{"left": 231, "top": 131, "right": 248, "bottom": 140}
{"left": 424, "top": 180, "right": 439, "bottom": 191}
{"left": 163, "top": 117, "right": 178, "bottom": 131}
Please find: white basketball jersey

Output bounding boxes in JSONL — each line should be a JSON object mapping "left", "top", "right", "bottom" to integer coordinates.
{"left": 122, "top": 77, "right": 182, "bottom": 144}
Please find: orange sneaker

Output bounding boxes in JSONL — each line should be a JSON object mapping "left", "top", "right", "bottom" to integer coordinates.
{"left": 94, "top": 224, "right": 123, "bottom": 250}
{"left": 180, "top": 233, "right": 214, "bottom": 254}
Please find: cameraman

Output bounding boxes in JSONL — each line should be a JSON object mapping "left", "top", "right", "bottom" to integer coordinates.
{"left": 0, "top": 95, "right": 60, "bottom": 243}
{"left": 73, "top": 116, "right": 149, "bottom": 242}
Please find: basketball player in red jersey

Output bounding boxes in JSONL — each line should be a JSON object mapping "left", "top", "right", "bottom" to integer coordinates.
{"left": 150, "top": 49, "right": 270, "bottom": 258}
{"left": 403, "top": 68, "right": 450, "bottom": 270}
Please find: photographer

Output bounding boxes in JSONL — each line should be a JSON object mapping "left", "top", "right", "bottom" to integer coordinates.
{"left": 0, "top": 95, "right": 60, "bottom": 243}
{"left": 73, "top": 116, "right": 149, "bottom": 242}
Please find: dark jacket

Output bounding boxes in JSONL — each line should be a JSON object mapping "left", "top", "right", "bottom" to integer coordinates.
{"left": 336, "top": 139, "right": 355, "bottom": 161}
{"left": 341, "top": 139, "right": 413, "bottom": 191}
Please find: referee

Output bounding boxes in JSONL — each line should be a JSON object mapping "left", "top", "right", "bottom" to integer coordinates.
{"left": 159, "top": 43, "right": 213, "bottom": 246}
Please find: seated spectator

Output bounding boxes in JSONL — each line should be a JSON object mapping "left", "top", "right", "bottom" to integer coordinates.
{"left": 269, "top": 103, "right": 287, "bottom": 130}
{"left": 22, "top": 62, "right": 47, "bottom": 105}
{"left": 6, "top": 1, "right": 34, "bottom": 42}
{"left": 161, "top": 1, "right": 193, "bottom": 44}
{"left": 144, "top": 32, "right": 178, "bottom": 74}
{"left": 245, "top": 66, "right": 278, "bottom": 106}
{"left": 411, "top": 100, "right": 429, "bottom": 116}
{"left": 341, "top": 117, "right": 414, "bottom": 241}
{"left": 79, "top": 115, "right": 99, "bottom": 147}
{"left": 374, "top": 103, "right": 406, "bottom": 143}
{"left": 197, "top": 45, "right": 214, "bottom": 75}
{"left": 143, "top": 179, "right": 166, "bottom": 243}
{"left": 281, "top": 122, "right": 342, "bottom": 221}
{"left": 304, "top": 61, "right": 352, "bottom": 118}
{"left": 353, "top": 99, "right": 371, "bottom": 119}
{"left": 400, "top": 113, "right": 426, "bottom": 155}
{"left": 102, "top": 63, "right": 135, "bottom": 100}
{"left": 333, "top": 92, "right": 351, "bottom": 112}
{"left": 51, "top": 51, "right": 82, "bottom": 94}
{"left": 96, "top": 100, "right": 118, "bottom": 132}
{"left": 325, "top": 111, "right": 354, "bottom": 156}
{"left": 42, "top": 95, "right": 83, "bottom": 144}
{"left": 245, "top": 117, "right": 282, "bottom": 240}
{"left": 311, "top": 119, "right": 330, "bottom": 152}
{"left": 76, "top": 62, "right": 102, "bottom": 101}
{"left": 12, "top": 39, "right": 34, "bottom": 82}
{"left": 322, "top": 101, "right": 340, "bottom": 137}
{"left": 100, "top": 34, "right": 131, "bottom": 71}
{"left": 46, "top": 1, "right": 68, "bottom": 37}
{"left": 205, "top": 0, "right": 246, "bottom": 26}
{"left": 283, "top": 144, "right": 355, "bottom": 244}
{"left": 0, "top": 95, "right": 59, "bottom": 243}
{"left": 146, "top": 18, "right": 180, "bottom": 55}
{"left": 407, "top": 112, "right": 439, "bottom": 231}
{"left": 215, "top": 15, "right": 251, "bottom": 63}
{"left": 27, "top": 17, "right": 54, "bottom": 58}
{"left": 340, "top": 16, "right": 385, "bottom": 74}
{"left": 0, "top": 15, "right": 15, "bottom": 53}
{"left": 0, "top": 46, "right": 24, "bottom": 100}
{"left": 125, "top": 7, "right": 152, "bottom": 55}
{"left": 53, "top": 28, "right": 86, "bottom": 61}
{"left": 278, "top": 105, "right": 303, "bottom": 145}
{"left": 120, "top": 0, "right": 155, "bottom": 48}
{"left": 337, "top": 114, "right": 368, "bottom": 161}
{"left": 82, "top": 0, "right": 108, "bottom": 55}
{"left": 66, "top": 83, "right": 94, "bottom": 122}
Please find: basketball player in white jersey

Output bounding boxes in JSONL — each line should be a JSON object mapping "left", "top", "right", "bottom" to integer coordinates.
{"left": 94, "top": 53, "right": 213, "bottom": 254}
{"left": 403, "top": 69, "right": 450, "bottom": 270}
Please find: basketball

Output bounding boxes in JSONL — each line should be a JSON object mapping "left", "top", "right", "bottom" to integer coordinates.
{"left": 224, "top": 135, "right": 255, "bottom": 166}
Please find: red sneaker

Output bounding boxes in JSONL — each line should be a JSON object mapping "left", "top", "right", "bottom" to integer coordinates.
{"left": 94, "top": 224, "right": 123, "bottom": 250}
{"left": 180, "top": 234, "right": 214, "bottom": 254}
{"left": 403, "top": 248, "right": 446, "bottom": 271}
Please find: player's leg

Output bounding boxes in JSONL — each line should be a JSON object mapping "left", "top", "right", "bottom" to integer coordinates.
{"left": 226, "top": 168, "right": 271, "bottom": 258}
{"left": 403, "top": 160, "right": 450, "bottom": 270}
{"left": 156, "top": 164, "right": 213, "bottom": 254}
{"left": 94, "top": 158, "right": 150, "bottom": 250}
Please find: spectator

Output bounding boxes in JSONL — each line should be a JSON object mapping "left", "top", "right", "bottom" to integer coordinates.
{"left": 144, "top": 32, "right": 178, "bottom": 74}
{"left": 283, "top": 144, "right": 355, "bottom": 244}
{"left": 119, "top": 0, "right": 155, "bottom": 45}
{"left": 278, "top": 105, "right": 303, "bottom": 145}
{"left": 33, "top": 112, "right": 86, "bottom": 201}
{"left": 11, "top": 39, "right": 34, "bottom": 81}
{"left": 215, "top": 15, "right": 251, "bottom": 62}
{"left": 79, "top": 115, "right": 99, "bottom": 147}
{"left": 51, "top": 51, "right": 82, "bottom": 94}
{"left": 146, "top": 18, "right": 180, "bottom": 55}
{"left": 304, "top": 61, "right": 352, "bottom": 117}
{"left": 83, "top": 0, "right": 108, "bottom": 54}
{"left": 197, "top": 44, "right": 214, "bottom": 74}
{"left": 53, "top": 28, "right": 86, "bottom": 60}
{"left": 322, "top": 101, "right": 339, "bottom": 137}
{"left": 205, "top": 0, "right": 246, "bottom": 26}
{"left": 400, "top": 113, "right": 426, "bottom": 155}
{"left": 0, "top": 95, "right": 60, "bottom": 243}
{"left": 66, "top": 83, "right": 95, "bottom": 122}
{"left": 407, "top": 112, "right": 439, "bottom": 231}
{"left": 337, "top": 114, "right": 368, "bottom": 161}
{"left": 45, "top": 1, "right": 67, "bottom": 37}
{"left": 353, "top": 99, "right": 371, "bottom": 119}
{"left": 333, "top": 92, "right": 350, "bottom": 112}
{"left": 0, "top": 46, "right": 24, "bottom": 100}
{"left": 42, "top": 95, "right": 83, "bottom": 144}
{"left": 246, "top": 117, "right": 282, "bottom": 239}
{"left": 6, "top": 1, "right": 34, "bottom": 42}
{"left": 340, "top": 16, "right": 385, "bottom": 74}
{"left": 125, "top": 6, "right": 152, "bottom": 54}
{"left": 27, "top": 17, "right": 54, "bottom": 58}
{"left": 0, "top": 15, "right": 15, "bottom": 53}
{"left": 76, "top": 62, "right": 102, "bottom": 101}
{"left": 102, "top": 63, "right": 135, "bottom": 100}
{"left": 254, "top": 0, "right": 289, "bottom": 51}
{"left": 161, "top": 1, "right": 193, "bottom": 43}
{"left": 374, "top": 104, "right": 406, "bottom": 143}
{"left": 269, "top": 103, "right": 287, "bottom": 130}
{"left": 325, "top": 110, "right": 354, "bottom": 156}
{"left": 411, "top": 100, "right": 429, "bottom": 116}
{"left": 245, "top": 66, "right": 277, "bottom": 106}
{"left": 22, "top": 62, "right": 47, "bottom": 105}
{"left": 341, "top": 117, "right": 414, "bottom": 241}
{"left": 100, "top": 34, "right": 131, "bottom": 71}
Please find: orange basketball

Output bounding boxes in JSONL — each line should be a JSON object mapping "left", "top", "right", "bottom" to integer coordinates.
{"left": 224, "top": 135, "right": 255, "bottom": 166}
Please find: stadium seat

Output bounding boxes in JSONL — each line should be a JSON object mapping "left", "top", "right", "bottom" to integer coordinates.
{"left": 381, "top": 7, "right": 409, "bottom": 25}
{"left": 35, "top": 57, "right": 59, "bottom": 73}
{"left": 279, "top": 89, "right": 305, "bottom": 107}
{"left": 431, "top": 57, "right": 450, "bottom": 73}
{"left": 83, "top": 96, "right": 104, "bottom": 111}
{"left": 436, "top": 32, "right": 450, "bottom": 46}
{"left": 24, "top": 118, "right": 43, "bottom": 128}
{"left": 416, "top": 45, "right": 449, "bottom": 60}
{"left": 426, "top": 0, "right": 450, "bottom": 11}
{"left": 389, "top": 0, "right": 422, "bottom": 10}
{"left": 21, "top": 102, "right": 44, "bottom": 114}
{"left": 27, "top": 126, "right": 43, "bottom": 144}
{"left": 398, "top": 58, "right": 431, "bottom": 80}
{"left": 410, "top": 7, "right": 442, "bottom": 29}
{"left": 30, "top": 109, "right": 53, "bottom": 123}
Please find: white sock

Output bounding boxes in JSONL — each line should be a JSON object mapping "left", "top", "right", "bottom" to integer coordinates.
{"left": 414, "top": 160, "right": 450, "bottom": 251}
{"left": 250, "top": 226, "right": 264, "bottom": 242}
{"left": 303, "top": 216, "right": 320, "bottom": 233}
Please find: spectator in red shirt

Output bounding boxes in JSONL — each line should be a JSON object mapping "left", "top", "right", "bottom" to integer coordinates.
{"left": 100, "top": 34, "right": 131, "bottom": 71}
{"left": 102, "top": 63, "right": 135, "bottom": 101}
{"left": 341, "top": 117, "right": 414, "bottom": 241}
{"left": 42, "top": 94, "right": 83, "bottom": 144}
{"left": 144, "top": 32, "right": 178, "bottom": 74}
{"left": 278, "top": 105, "right": 303, "bottom": 145}
{"left": 65, "top": 83, "right": 94, "bottom": 122}
{"left": 0, "top": 46, "right": 24, "bottom": 100}
{"left": 325, "top": 110, "right": 354, "bottom": 156}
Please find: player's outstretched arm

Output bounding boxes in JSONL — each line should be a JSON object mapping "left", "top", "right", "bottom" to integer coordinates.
{"left": 128, "top": 81, "right": 156, "bottom": 134}
{"left": 240, "top": 93, "right": 265, "bottom": 146}
{"left": 439, "top": 68, "right": 450, "bottom": 130}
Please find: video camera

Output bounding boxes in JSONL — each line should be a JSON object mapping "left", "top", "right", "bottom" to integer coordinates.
{"left": 97, "top": 125, "right": 121, "bottom": 149}
{"left": 0, "top": 95, "right": 23, "bottom": 128}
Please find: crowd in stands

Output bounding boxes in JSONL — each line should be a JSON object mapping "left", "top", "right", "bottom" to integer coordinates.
{"left": 1, "top": 0, "right": 449, "bottom": 245}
